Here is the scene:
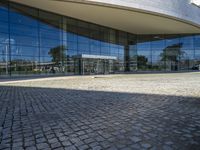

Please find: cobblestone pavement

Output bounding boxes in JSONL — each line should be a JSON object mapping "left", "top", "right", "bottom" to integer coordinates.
{"left": 0, "top": 73, "right": 200, "bottom": 150}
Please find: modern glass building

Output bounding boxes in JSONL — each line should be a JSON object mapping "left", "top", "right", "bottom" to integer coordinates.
{"left": 0, "top": 0, "right": 200, "bottom": 76}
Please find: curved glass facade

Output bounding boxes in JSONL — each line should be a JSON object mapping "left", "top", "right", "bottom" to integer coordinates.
{"left": 0, "top": 1, "right": 200, "bottom": 76}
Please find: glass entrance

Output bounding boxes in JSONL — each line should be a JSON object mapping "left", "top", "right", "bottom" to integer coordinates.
{"left": 80, "top": 59, "right": 114, "bottom": 75}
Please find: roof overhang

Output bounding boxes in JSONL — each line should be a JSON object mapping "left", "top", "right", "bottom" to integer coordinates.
{"left": 10, "top": 0, "right": 200, "bottom": 34}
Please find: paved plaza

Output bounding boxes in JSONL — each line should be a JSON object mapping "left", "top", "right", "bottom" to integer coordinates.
{"left": 0, "top": 73, "right": 200, "bottom": 150}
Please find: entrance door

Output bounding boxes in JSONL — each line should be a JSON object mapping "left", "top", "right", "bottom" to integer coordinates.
{"left": 80, "top": 59, "right": 114, "bottom": 75}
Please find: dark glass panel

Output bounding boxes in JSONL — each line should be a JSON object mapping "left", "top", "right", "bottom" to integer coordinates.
{"left": 67, "top": 18, "right": 77, "bottom": 26}
{"left": 118, "top": 31, "right": 127, "bottom": 45}
{"left": 90, "top": 29, "right": 101, "bottom": 41}
{"left": 110, "top": 29, "right": 117, "bottom": 43}
{"left": 100, "top": 27, "right": 110, "bottom": 43}
{"left": 39, "top": 11, "right": 62, "bottom": 25}
{"left": 0, "top": 1, "right": 8, "bottom": 22}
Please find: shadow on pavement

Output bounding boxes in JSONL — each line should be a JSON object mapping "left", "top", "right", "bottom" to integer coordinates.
{"left": 0, "top": 85, "right": 200, "bottom": 150}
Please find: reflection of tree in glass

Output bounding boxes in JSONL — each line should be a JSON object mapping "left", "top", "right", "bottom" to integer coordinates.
{"left": 160, "top": 43, "right": 184, "bottom": 62}
{"left": 48, "top": 45, "right": 67, "bottom": 64}
{"left": 137, "top": 55, "right": 148, "bottom": 67}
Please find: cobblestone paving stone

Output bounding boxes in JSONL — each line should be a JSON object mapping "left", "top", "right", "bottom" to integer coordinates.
{"left": 0, "top": 73, "right": 200, "bottom": 150}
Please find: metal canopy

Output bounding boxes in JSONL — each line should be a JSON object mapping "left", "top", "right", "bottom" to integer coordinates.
{"left": 74, "top": 54, "right": 117, "bottom": 60}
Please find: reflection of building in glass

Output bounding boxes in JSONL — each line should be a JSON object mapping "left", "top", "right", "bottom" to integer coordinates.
{"left": 0, "top": 1, "right": 200, "bottom": 76}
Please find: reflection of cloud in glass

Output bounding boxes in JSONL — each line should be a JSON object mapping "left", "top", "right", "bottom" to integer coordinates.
{"left": 191, "top": 0, "right": 200, "bottom": 6}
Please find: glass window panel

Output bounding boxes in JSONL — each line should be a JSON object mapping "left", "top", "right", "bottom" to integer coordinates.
{"left": 0, "top": 33, "right": 8, "bottom": 44}
{"left": 67, "top": 32, "right": 77, "bottom": 42}
{"left": 40, "top": 39, "right": 62, "bottom": 48}
{"left": 39, "top": 11, "right": 62, "bottom": 25}
{"left": 152, "top": 50, "right": 163, "bottom": 56}
{"left": 0, "top": 2, "right": 8, "bottom": 22}
{"left": 0, "top": 21, "right": 8, "bottom": 33}
{"left": 137, "top": 42, "right": 151, "bottom": 50}
{"left": 90, "top": 49, "right": 100, "bottom": 55}
{"left": 152, "top": 55, "right": 162, "bottom": 61}
{"left": 194, "top": 35, "right": 200, "bottom": 48}
{"left": 78, "top": 35, "right": 90, "bottom": 44}
{"left": 137, "top": 50, "right": 151, "bottom": 56}
{"left": 67, "top": 41, "right": 77, "bottom": 50}
{"left": 11, "top": 56, "right": 39, "bottom": 75}
{"left": 151, "top": 40, "right": 165, "bottom": 49}
{"left": 195, "top": 50, "right": 200, "bottom": 56}
{"left": 77, "top": 21, "right": 89, "bottom": 28}
{"left": 165, "top": 35, "right": 180, "bottom": 47}
{"left": 78, "top": 43, "right": 90, "bottom": 52}
{"left": 118, "top": 45, "right": 124, "bottom": 54}
{"left": 90, "top": 29, "right": 101, "bottom": 40}
{"left": 0, "top": 54, "right": 8, "bottom": 75}
{"left": 10, "top": 34, "right": 39, "bottom": 46}
{"left": 101, "top": 27, "right": 110, "bottom": 41}
{"left": 10, "top": 3, "right": 38, "bottom": 27}
{"left": 10, "top": 24, "right": 38, "bottom": 37}
{"left": 180, "top": 36, "right": 194, "bottom": 49}
{"left": 67, "top": 50, "right": 77, "bottom": 57}
{"left": 90, "top": 43, "right": 100, "bottom": 55}
{"left": 101, "top": 47, "right": 110, "bottom": 55}
{"left": 101, "top": 42, "right": 110, "bottom": 47}
{"left": 110, "top": 46, "right": 119, "bottom": 55}
{"left": 40, "top": 47, "right": 63, "bottom": 57}
{"left": 11, "top": 45, "right": 39, "bottom": 57}
{"left": 90, "top": 39, "right": 100, "bottom": 46}
{"left": 40, "top": 28, "right": 62, "bottom": 40}
{"left": 40, "top": 47, "right": 51, "bottom": 57}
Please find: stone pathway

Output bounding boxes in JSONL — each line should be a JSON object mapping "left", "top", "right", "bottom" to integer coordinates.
{"left": 0, "top": 73, "right": 200, "bottom": 150}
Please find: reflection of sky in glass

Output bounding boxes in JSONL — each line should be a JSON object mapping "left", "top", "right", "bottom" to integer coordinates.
{"left": 0, "top": 2, "right": 200, "bottom": 72}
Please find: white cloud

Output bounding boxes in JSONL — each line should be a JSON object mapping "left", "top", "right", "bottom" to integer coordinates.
{"left": 191, "top": 0, "right": 200, "bottom": 6}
